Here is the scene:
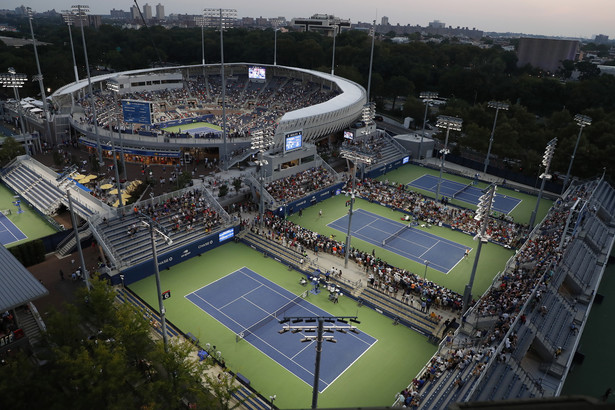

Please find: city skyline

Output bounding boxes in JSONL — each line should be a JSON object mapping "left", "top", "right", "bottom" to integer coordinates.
{"left": 4, "top": 0, "right": 615, "bottom": 39}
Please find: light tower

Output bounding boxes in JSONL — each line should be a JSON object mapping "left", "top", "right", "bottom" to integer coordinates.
{"left": 61, "top": 10, "right": 80, "bottom": 82}
{"left": 0, "top": 68, "right": 27, "bottom": 134}
{"left": 26, "top": 7, "right": 53, "bottom": 143}
{"left": 561, "top": 114, "right": 591, "bottom": 195}
{"left": 484, "top": 101, "right": 509, "bottom": 174}
{"left": 72, "top": 4, "right": 104, "bottom": 166}
{"left": 529, "top": 138, "right": 557, "bottom": 229}
{"left": 340, "top": 149, "right": 375, "bottom": 268}
{"left": 435, "top": 115, "right": 463, "bottom": 201}
{"left": 462, "top": 184, "right": 496, "bottom": 314}
{"left": 418, "top": 91, "right": 439, "bottom": 160}
{"left": 278, "top": 315, "right": 361, "bottom": 409}
{"left": 251, "top": 129, "right": 274, "bottom": 226}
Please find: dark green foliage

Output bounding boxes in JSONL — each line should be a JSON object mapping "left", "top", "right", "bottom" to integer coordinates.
{"left": 8, "top": 239, "right": 45, "bottom": 266}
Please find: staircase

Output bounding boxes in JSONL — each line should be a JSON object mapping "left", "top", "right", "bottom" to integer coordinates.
{"left": 14, "top": 305, "right": 43, "bottom": 346}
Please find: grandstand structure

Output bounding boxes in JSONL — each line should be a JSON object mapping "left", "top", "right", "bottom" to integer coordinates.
{"left": 394, "top": 177, "right": 615, "bottom": 409}
{"left": 51, "top": 63, "right": 368, "bottom": 164}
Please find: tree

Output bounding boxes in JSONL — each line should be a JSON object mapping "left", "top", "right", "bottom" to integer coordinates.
{"left": 0, "top": 136, "right": 25, "bottom": 166}
{"left": 0, "top": 279, "right": 218, "bottom": 409}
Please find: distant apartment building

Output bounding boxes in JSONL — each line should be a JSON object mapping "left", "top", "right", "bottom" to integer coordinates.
{"left": 156, "top": 3, "right": 164, "bottom": 20}
{"left": 143, "top": 3, "right": 152, "bottom": 21}
{"left": 517, "top": 37, "right": 580, "bottom": 72}
{"left": 594, "top": 34, "right": 609, "bottom": 44}
{"left": 130, "top": 5, "right": 140, "bottom": 20}
{"left": 110, "top": 8, "right": 128, "bottom": 20}
{"left": 381, "top": 16, "right": 389, "bottom": 26}
{"left": 428, "top": 20, "right": 445, "bottom": 29}
{"left": 291, "top": 14, "right": 351, "bottom": 36}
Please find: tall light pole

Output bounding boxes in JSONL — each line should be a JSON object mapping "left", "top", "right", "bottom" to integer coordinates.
{"left": 67, "top": 189, "right": 91, "bottom": 291}
{"left": 330, "top": 24, "right": 337, "bottom": 75}
{"left": 561, "top": 114, "right": 591, "bottom": 195}
{"left": 279, "top": 315, "right": 361, "bottom": 409}
{"left": 204, "top": 8, "right": 236, "bottom": 171}
{"left": 251, "top": 129, "right": 273, "bottom": 226}
{"left": 26, "top": 7, "right": 53, "bottom": 144}
{"left": 107, "top": 81, "right": 128, "bottom": 182}
{"left": 273, "top": 28, "right": 279, "bottom": 66}
{"left": 340, "top": 149, "right": 375, "bottom": 268}
{"left": 484, "top": 101, "right": 509, "bottom": 174}
{"left": 462, "top": 184, "right": 496, "bottom": 314}
{"left": 196, "top": 15, "right": 206, "bottom": 78}
{"left": 0, "top": 68, "right": 27, "bottom": 135}
{"left": 61, "top": 10, "right": 80, "bottom": 83}
{"left": 140, "top": 213, "right": 173, "bottom": 351}
{"left": 366, "top": 19, "right": 376, "bottom": 102}
{"left": 529, "top": 138, "right": 557, "bottom": 229}
{"left": 418, "top": 91, "right": 438, "bottom": 160}
{"left": 73, "top": 4, "right": 104, "bottom": 166}
{"left": 435, "top": 115, "right": 463, "bottom": 202}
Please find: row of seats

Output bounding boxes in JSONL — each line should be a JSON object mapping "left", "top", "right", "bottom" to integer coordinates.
{"left": 2, "top": 163, "right": 63, "bottom": 214}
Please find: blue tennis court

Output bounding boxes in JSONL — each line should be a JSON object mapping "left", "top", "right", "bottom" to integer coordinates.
{"left": 328, "top": 209, "right": 468, "bottom": 273}
{"left": 185, "top": 267, "right": 377, "bottom": 392}
{"left": 0, "top": 213, "right": 26, "bottom": 245}
{"left": 407, "top": 174, "right": 520, "bottom": 214}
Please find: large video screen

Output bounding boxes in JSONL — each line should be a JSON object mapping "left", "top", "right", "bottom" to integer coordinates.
{"left": 285, "top": 131, "right": 303, "bottom": 152}
{"left": 344, "top": 130, "right": 354, "bottom": 140}
{"left": 248, "top": 66, "right": 266, "bottom": 80}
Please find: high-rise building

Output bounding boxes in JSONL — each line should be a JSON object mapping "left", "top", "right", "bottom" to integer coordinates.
{"left": 155, "top": 3, "right": 164, "bottom": 20}
{"left": 381, "top": 16, "right": 389, "bottom": 26}
{"left": 130, "top": 5, "right": 140, "bottom": 20}
{"left": 143, "top": 3, "right": 152, "bottom": 21}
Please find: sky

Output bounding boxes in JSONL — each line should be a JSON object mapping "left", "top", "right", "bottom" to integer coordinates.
{"left": 7, "top": 0, "right": 615, "bottom": 39}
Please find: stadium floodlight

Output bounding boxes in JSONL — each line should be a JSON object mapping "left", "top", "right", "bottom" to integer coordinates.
{"left": 0, "top": 68, "right": 28, "bottom": 134}
{"left": 340, "top": 148, "right": 376, "bottom": 268}
{"left": 204, "top": 8, "right": 237, "bottom": 170}
{"left": 529, "top": 138, "right": 557, "bottom": 229}
{"left": 279, "top": 315, "right": 361, "bottom": 409}
{"left": 139, "top": 213, "right": 173, "bottom": 352}
{"left": 61, "top": 10, "right": 79, "bottom": 82}
{"left": 106, "top": 81, "right": 128, "bottom": 182}
{"left": 72, "top": 4, "right": 104, "bottom": 166}
{"left": 252, "top": 129, "right": 273, "bottom": 226}
{"left": 462, "top": 184, "right": 497, "bottom": 315}
{"left": 26, "top": 7, "right": 53, "bottom": 143}
{"left": 366, "top": 19, "right": 376, "bottom": 102}
{"left": 434, "top": 115, "right": 463, "bottom": 201}
{"left": 418, "top": 91, "right": 439, "bottom": 160}
{"left": 484, "top": 101, "right": 509, "bottom": 173}
{"left": 561, "top": 114, "right": 592, "bottom": 195}
{"left": 274, "top": 27, "right": 280, "bottom": 66}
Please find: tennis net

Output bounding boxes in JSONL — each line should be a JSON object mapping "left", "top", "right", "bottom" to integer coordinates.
{"left": 382, "top": 224, "right": 410, "bottom": 246}
{"left": 452, "top": 182, "right": 474, "bottom": 199}
{"left": 236, "top": 291, "right": 306, "bottom": 342}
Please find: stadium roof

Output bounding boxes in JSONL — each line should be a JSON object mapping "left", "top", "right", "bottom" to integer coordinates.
{"left": 0, "top": 245, "right": 48, "bottom": 312}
